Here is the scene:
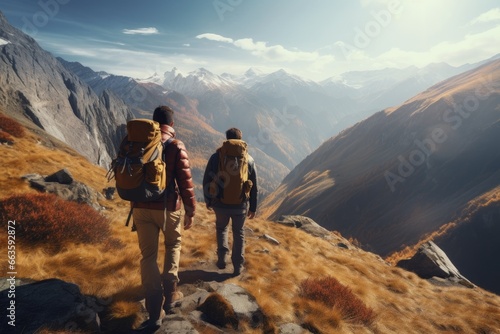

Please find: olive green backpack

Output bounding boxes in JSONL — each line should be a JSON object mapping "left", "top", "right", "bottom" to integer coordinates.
{"left": 108, "top": 119, "right": 167, "bottom": 202}
{"left": 210, "top": 139, "right": 253, "bottom": 205}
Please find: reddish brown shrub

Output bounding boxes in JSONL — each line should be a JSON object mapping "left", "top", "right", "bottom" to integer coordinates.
{"left": 300, "top": 276, "right": 375, "bottom": 325}
{"left": 0, "top": 193, "right": 118, "bottom": 251}
{"left": 0, "top": 114, "right": 25, "bottom": 138}
{"left": 0, "top": 129, "right": 14, "bottom": 144}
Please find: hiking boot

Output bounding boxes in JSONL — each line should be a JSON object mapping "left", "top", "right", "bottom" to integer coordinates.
{"left": 172, "top": 290, "right": 184, "bottom": 302}
{"left": 216, "top": 257, "right": 227, "bottom": 269}
{"left": 162, "top": 281, "right": 183, "bottom": 314}
{"left": 233, "top": 265, "right": 245, "bottom": 276}
{"left": 134, "top": 318, "right": 160, "bottom": 332}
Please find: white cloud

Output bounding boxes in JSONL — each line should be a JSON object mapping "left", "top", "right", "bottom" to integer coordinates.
{"left": 87, "top": 38, "right": 126, "bottom": 46}
{"left": 469, "top": 8, "right": 500, "bottom": 25}
{"left": 196, "top": 33, "right": 233, "bottom": 43}
{"left": 122, "top": 27, "right": 159, "bottom": 35}
{"left": 368, "top": 24, "right": 500, "bottom": 68}
{"left": 197, "top": 33, "right": 334, "bottom": 64}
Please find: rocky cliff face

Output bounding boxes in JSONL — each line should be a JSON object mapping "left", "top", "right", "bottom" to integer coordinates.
{"left": 0, "top": 11, "right": 132, "bottom": 167}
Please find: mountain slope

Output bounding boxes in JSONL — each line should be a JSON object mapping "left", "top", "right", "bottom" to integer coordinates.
{"left": 263, "top": 59, "right": 500, "bottom": 292}
{"left": 0, "top": 11, "right": 132, "bottom": 167}
{"left": 2, "top": 115, "right": 500, "bottom": 333}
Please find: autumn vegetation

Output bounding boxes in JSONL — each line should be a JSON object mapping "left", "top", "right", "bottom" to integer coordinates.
{"left": 299, "top": 276, "right": 375, "bottom": 326}
{"left": 0, "top": 193, "right": 120, "bottom": 251}
{"left": 1, "top": 110, "right": 500, "bottom": 333}
{"left": 0, "top": 113, "right": 25, "bottom": 143}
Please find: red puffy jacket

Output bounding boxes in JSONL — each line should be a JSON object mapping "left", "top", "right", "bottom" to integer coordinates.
{"left": 134, "top": 125, "right": 196, "bottom": 217}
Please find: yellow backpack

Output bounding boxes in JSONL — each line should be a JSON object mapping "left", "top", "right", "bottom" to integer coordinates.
{"left": 212, "top": 139, "right": 253, "bottom": 205}
{"left": 108, "top": 119, "right": 167, "bottom": 202}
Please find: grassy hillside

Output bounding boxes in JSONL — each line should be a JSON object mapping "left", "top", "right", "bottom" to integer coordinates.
{"left": 2, "top": 112, "right": 500, "bottom": 333}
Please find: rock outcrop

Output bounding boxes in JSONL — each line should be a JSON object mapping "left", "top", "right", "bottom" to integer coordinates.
{"left": 396, "top": 241, "right": 474, "bottom": 288}
{"left": 0, "top": 277, "right": 287, "bottom": 333}
{"left": 0, "top": 278, "right": 100, "bottom": 333}
{"left": 276, "top": 215, "right": 332, "bottom": 239}
{"left": 169, "top": 281, "right": 273, "bottom": 332}
{"left": 23, "top": 169, "right": 103, "bottom": 211}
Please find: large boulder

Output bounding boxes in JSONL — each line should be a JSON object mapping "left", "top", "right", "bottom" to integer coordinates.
{"left": 0, "top": 278, "right": 100, "bottom": 333}
{"left": 170, "top": 281, "right": 273, "bottom": 332}
{"left": 23, "top": 169, "right": 103, "bottom": 211}
{"left": 396, "top": 241, "right": 474, "bottom": 287}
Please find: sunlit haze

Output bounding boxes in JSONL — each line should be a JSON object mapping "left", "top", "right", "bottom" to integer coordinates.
{"left": 2, "top": 0, "right": 499, "bottom": 81}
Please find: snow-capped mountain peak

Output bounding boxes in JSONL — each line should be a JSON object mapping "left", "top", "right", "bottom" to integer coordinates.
{"left": 137, "top": 71, "right": 163, "bottom": 84}
{"left": 257, "top": 68, "right": 315, "bottom": 88}
{"left": 161, "top": 67, "right": 235, "bottom": 95}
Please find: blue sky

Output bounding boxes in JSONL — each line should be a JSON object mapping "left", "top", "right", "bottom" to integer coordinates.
{"left": 2, "top": 0, "right": 499, "bottom": 81}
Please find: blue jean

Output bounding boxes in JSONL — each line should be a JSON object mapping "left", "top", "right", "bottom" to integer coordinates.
{"left": 213, "top": 207, "right": 247, "bottom": 269}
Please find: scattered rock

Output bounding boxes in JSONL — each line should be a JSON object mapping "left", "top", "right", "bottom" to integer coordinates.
{"left": 23, "top": 169, "right": 102, "bottom": 211}
{"left": 276, "top": 215, "right": 332, "bottom": 239}
{"left": 196, "top": 293, "right": 239, "bottom": 330}
{"left": 263, "top": 234, "right": 280, "bottom": 245}
{"left": 212, "top": 283, "right": 268, "bottom": 329}
{"left": 279, "top": 323, "right": 312, "bottom": 334}
{"left": 175, "top": 289, "right": 210, "bottom": 314}
{"left": 337, "top": 242, "right": 349, "bottom": 249}
{"left": 44, "top": 168, "right": 73, "bottom": 184}
{"left": 159, "top": 314, "right": 199, "bottom": 333}
{"left": 396, "top": 241, "right": 474, "bottom": 288}
{"left": 103, "top": 186, "right": 115, "bottom": 200}
{"left": 0, "top": 278, "right": 100, "bottom": 333}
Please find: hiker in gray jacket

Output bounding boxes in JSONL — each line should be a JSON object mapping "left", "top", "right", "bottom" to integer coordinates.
{"left": 203, "top": 127, "right": 258, "bottom": 276}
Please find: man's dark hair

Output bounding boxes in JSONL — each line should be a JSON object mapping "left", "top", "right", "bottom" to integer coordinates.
{"left": 153, "top": 105, "right": 174, "bottom": 125}
{"left": 226, "top": 128, "right": 242, "bottom": 140}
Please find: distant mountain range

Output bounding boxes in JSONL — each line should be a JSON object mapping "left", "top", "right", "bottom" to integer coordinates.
{"left": 263, "top": 59, "right": 500, "bottom": 294}
{"left": 141, "top": 53, "right": 500, "bottom": 168}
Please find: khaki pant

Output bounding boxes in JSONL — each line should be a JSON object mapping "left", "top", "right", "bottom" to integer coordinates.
{"left": 133, "top": 208, "right": 182, "bottom": 320}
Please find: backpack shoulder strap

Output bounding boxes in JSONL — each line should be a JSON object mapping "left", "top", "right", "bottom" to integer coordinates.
{"left": 165, "top": 137, "right": 174, "bottom": 146}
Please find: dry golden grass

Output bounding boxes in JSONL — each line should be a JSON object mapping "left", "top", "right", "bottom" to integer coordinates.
{"left": 2, "top": 114, "right": 500, "bottom": 333}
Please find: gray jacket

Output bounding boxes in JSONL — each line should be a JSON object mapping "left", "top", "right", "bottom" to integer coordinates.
{"left": 203, "top": 151, "right": 258, "bottom": 213}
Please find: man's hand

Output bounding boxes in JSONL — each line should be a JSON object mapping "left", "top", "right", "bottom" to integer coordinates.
{"left": 247, "top": 211, "right": 256, "bottom": 219}
{"left": 184, "top": 215, "right": 194, "bottom": 230}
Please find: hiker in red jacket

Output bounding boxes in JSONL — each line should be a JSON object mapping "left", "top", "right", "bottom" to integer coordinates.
{"left": 133, "top": 105, "right": 196, "bottom": 331}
